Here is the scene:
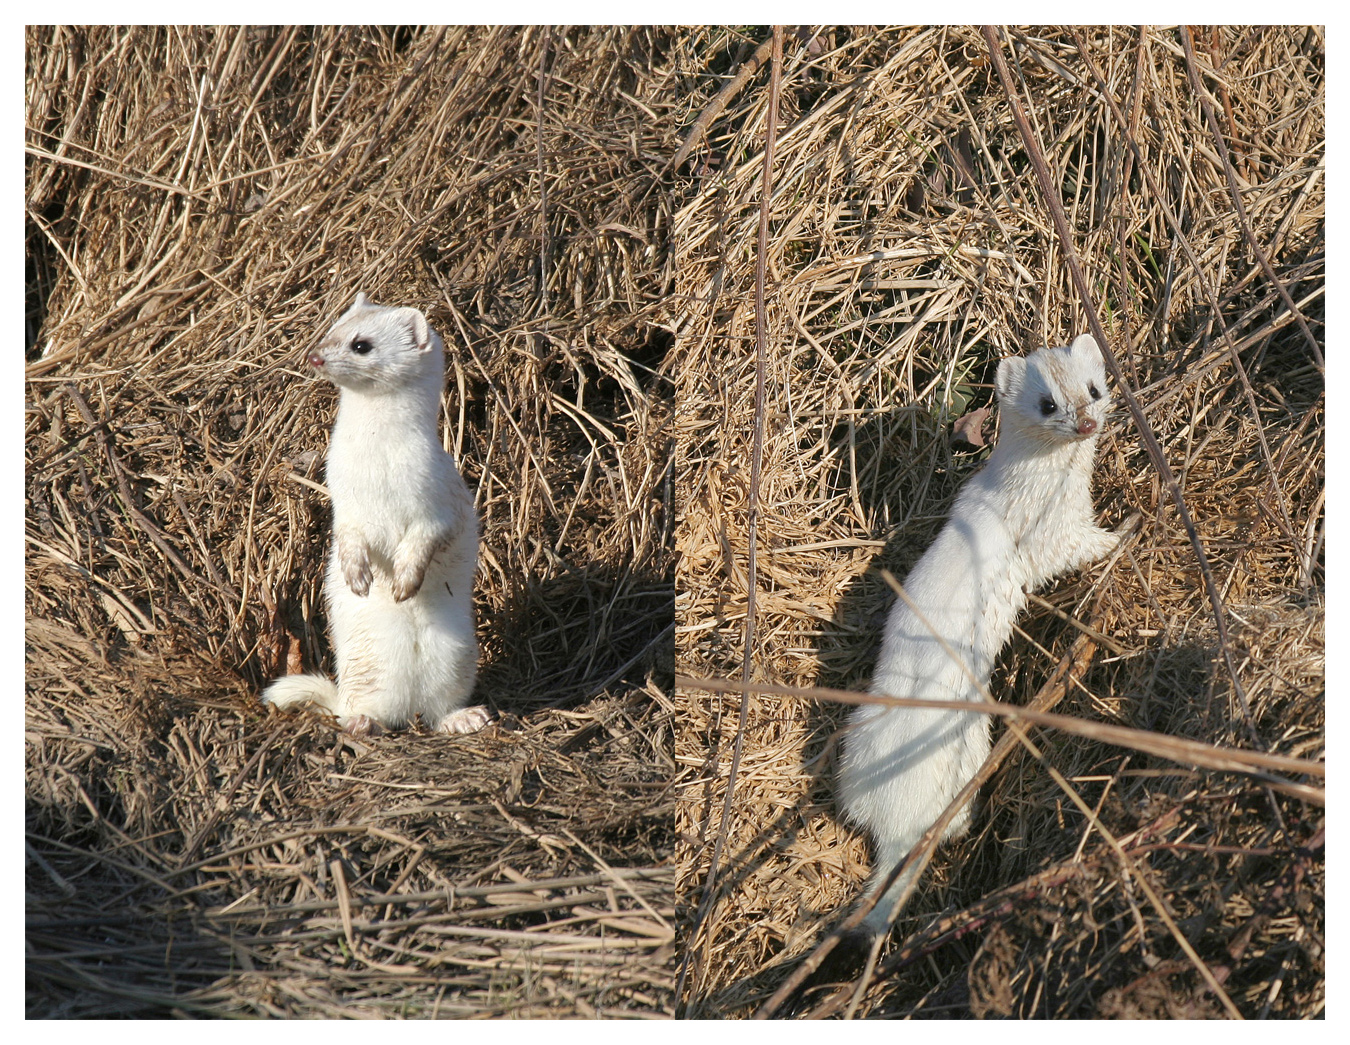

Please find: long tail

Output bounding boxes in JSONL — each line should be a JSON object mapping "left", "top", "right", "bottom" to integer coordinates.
{"left": 858, "top": 838, "right": 924, "bottom": 937}
{"left": 261, "top": 673, "right": 340, "bottom": 712}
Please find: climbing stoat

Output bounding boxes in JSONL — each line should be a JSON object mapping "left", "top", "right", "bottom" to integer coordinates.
{"left": 262, "top": 293, "right": 490, "bottom": 736}
{"left": 839, "top": 333, "right": 1121, "bottom": 936}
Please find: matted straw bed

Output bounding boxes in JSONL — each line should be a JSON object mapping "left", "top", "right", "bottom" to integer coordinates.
{"left": 27, "top": 26, "right": 1322, "bottom": 1019}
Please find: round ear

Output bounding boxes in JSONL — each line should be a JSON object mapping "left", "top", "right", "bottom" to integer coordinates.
{"left": 345, "top": 292, "right": 371, "bottom": 315}
{"left": 995, "top": 355, "right": 1026, "bottom": 402}
{"left": 1069, "top": 333, "right": 1101, "bottom": 362}
{"left": 398, "top": 307, "right": 432, "bottom": 351}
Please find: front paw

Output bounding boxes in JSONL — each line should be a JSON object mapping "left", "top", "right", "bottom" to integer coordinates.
{"left": 391, "top": 567, "right": 424, "bottom": 603}
{"left": 343, "top": 557, "right": 372, "bottom": 597}
{"left": 337, "top": 537, "right": 375, "bottom": 602}
{"left": 391, "top": 553, "right": 430, "bottom": 602}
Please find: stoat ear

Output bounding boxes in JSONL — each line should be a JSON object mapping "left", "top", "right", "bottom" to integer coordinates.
{"left": 398, "top": 307, "right": 432, "bottom": 352}
{"left": 995, "top": 355, "right": 1026, "bottom": 402}
{"left": 1069, "top": 333, "right": 1101, "bottom": 363}
{"left": 345, "top": 292, "right": 371, "bottom": 314}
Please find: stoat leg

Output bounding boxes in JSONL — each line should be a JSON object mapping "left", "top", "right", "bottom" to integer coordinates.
{"left": 435, "top": 705, "right": 492, "bottom": 735}
{"left": 1092, "top": 512, "right": 1141, "bottom": 562}
{"left": 1084, "top": 525, "right": 1121, "bottom": 560}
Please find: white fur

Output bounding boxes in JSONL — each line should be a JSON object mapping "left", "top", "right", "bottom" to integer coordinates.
{"left": 839, "top": 333, "right": 1118, "bottom": 934}
{"left": 262, "top": 293, "right": 487, "bottom": 735}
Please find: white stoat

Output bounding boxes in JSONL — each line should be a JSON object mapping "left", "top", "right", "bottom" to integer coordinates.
{"left": 838, "top": 333, "right": 1120, "bottom": 936}
{"left": 262, "top": 293, "right": 490, "bottom": 736}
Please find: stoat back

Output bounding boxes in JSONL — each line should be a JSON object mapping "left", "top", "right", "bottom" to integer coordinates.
{"left": 837, "top": 332, "right": 1121, "bottom": 939}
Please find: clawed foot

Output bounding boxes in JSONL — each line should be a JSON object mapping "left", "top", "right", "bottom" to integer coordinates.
{"left": 391, "top": 570, "right": 423, "bottom": 602}
{"left": 391, "top": 548, "right": 433, "bottom": 602}
{"left": 436, "top": 705, "right": 493, "bottom": 735}
{"left": 342, "top": 714, "right": 385, "bottom": 737}
{"left": 334, "top": 708, "right": 489, "bottom": 736}
{"left": 340, "top": 542, "right": 372, "bottom": 597}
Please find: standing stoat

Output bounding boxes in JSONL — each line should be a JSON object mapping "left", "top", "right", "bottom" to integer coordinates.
{"left": 262, "top": 293, "right": 490, "bottom": 736}
{"left": 838, "top": 333, "right": 1121, "bottom": 937}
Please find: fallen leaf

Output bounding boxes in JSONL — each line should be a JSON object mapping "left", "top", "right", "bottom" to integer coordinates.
{"left": 952, "top": 405, "right": 992, "bottom": 448}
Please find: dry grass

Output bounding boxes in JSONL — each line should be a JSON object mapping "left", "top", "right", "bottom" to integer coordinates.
{"left": 27, "top": 25, "right": 683, "bottom": 1018}
{"left": 26, "top": 25, "right": 1324, "bottom": 1020}
{"left": 672, "top": 25, "right": 1323, "bottom": 1018}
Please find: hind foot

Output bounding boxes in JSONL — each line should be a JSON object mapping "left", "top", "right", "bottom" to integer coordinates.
{"left": 342, "top": 714, "right": 385, "bottom": 737}
{"left": 436, "top": 705, "right": 492, "bottom": 734}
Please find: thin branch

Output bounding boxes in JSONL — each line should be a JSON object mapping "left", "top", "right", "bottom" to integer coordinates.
{"left": 982, "top": 25, "right": 1265, "bottom": 747}
{"left": 669, "top": 33, "right": 777, "bottom": 171}
{"left": 1180, "top": 26, "right": 1323, "bottom": 370}
{"left": 677, "top": 676, "right": 1324, "bottom": 796}
{"left": 675, "top": 25, "right": 784, "bottom": 1015}
{"left": 536, "top": 25, "right": 551, "bottom": 317}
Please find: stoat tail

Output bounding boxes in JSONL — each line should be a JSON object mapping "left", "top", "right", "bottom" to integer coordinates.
{"left": 262, "top": 673, "right": 340, "bottom": 712}
{"left": 857, "top": 837, "right": 924, "bottom": 937}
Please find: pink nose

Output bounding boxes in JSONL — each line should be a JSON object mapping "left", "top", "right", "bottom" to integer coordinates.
{"left": 309, "top": 353, "right": 324, "bottom": 368}
{"left": 1077, "top": 417, "right": 1097, "bottom": 436}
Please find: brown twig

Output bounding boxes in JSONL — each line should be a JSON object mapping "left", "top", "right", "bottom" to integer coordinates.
{"left": 678, "top": 676, "right": 1323, "bottom": 798}
{"left": 536, "top": 25, "right": 551, "bottom": 317}
{"left": 1179, "top": 26, "right": 1322, "bottom": 369}
{"left": 982, "top": 25, "right": 1265, "bottom": 746}
{"left": 669, "top": 33, "right": 778, "bottom": 171}
{"left": 675, "top": 25, "right": 784, "bottom": 1015}
{"left": 754, "top": 627, "right": 1104, "bottom": 1019}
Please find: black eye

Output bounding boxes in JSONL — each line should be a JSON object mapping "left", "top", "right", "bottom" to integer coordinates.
{"left": 1089, "top": 383, "right": 1101, "bottom": 400}
{"left": 351, "top": 339, "right": 373, "bottom": 355}
{"left": 1039, "top": 397, "right": 1057, "bottom": 416}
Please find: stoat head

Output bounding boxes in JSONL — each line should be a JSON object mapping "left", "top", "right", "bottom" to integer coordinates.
{"left": 309, "top": 292, "right": 442, "bottom": 394}
{"left": 995, "top": 333, "right": 1111, "bottom": 444}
